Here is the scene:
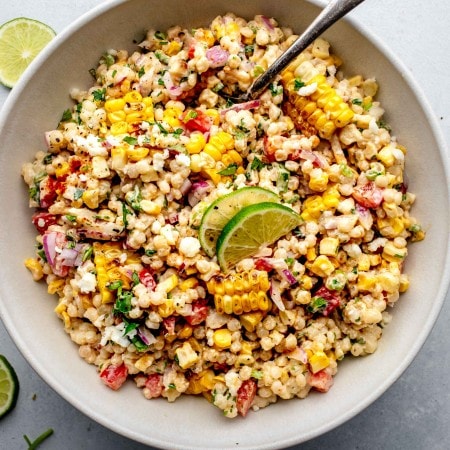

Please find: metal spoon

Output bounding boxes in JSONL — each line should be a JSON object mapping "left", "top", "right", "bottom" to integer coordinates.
{"left": 230, "top": 0, "right": 366, "bottom": 102}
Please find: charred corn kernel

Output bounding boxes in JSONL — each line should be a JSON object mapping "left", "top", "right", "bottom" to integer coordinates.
{"left": 123, "top": 91, "right": 143, "bottom": 103}
{"left": 158, "top": 298, "right": 175, "bottom": 318}
{"left": 61, "top": 311, "right": 71, "bottom": 328}
{"left": 357, "top": 272, "right": 377, "bottom": 291}
{"left": 134, "top": 354, "right": 154, "bottom": 372}
{"left": 205, "top": 109, "right": 220, "bottom": 125}
{"left": 357, "top": 254, "right": 371, "bottom": 272}
{"left": 165, "top": 40, "right": 182, "bottom": 56}
{"left": 196, "top": 28, "right": 215, "bottom": 47}
{"left": 126, "top": 147, "right": 149, "bottom": 162}
{"left": 306, "top": 247, "right": 317, "bottom": 262}
{"left": 239, "top": 312, "right": 264, "bottom": 332}
{"left": 158, "top": 274, "right": 178, "bottom": 293}
{"left": 105, "top": 98, "right": 126, "bottom": 112}
{"left": 308, "top": 169, "right": 329, "bottom": 192}
{"left": 309, "top": 351, "right": 330, "bottom": 373}
{"left": 382, "top": 241, "right": 407, "bottom": 263}
{"left": 177, "top": 324, "right": 193, "bottom": 340}
{"left": 110, "top": 121, "right": 128, "bottom": 135}
{"left": 377, "top": 271, "right": 399, "bottom": 293}
{"left": 399, "top": 274, "right": 410, "bottom": 293}
{"left": 308, "top": 255, "right": 335, "bottom": 277}
{"left": 227, "top": 150, "right": 243, "bottom": 165}
{"left": 311, "top": 38, "right": 330, "bottom": 59}
{"left": 213, "top": 329, "right": 232, "bottom": 349}
{"left": 207, "top": 270, "right": 271, "bottom": 315}
{"left": 54, "top": 301, "right": 66, "bottom": 314}
{"left": 24, "top": 258, "right": 44, "bottom": 280}
{"left": 377, "top": 146, "right": 395, "bottom": 167}
{"left": 369, "top": 254, "right": 382, "bottom": 266}
{"left": 179, "top": 278, "right": 198, "bottom": 291}
{"left": 185, "top": 132, "right": 206, "bottom": 154}
{"left": 203, "top": 143, "right": 222, "bottom": 161}
{"left": 319, "top": 237, "right": 339, "bottom": 256}
{"left": 82, "top": 189, "right": 99, "bottom": 209}
{"left": 175, "top": 341, "right": 199, "bottom": 369}
{"left": 111, "top": 146, "right": 128, "bottom": 170}
{"left": 126, "top": 111, "right": 145, "bottom": 124}
{"left": 282, "top": 67, "right": 354, "bottom": 138}
{"left": 55, "top": 161, "right": 70, "bottom": 178}
{"left": 163, "top": 107, "right": 182, "bottom": 127}
{"left": 201, "top": 168, "right": 222, "bottom": 185}
{"left": 107, "top": 110, "right": 126, "bottom": 123}
{"left": 47, "top": 278, "right": 65, "bottom": 294}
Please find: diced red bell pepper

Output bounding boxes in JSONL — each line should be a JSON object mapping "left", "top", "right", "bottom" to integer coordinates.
{"left": 32, "top": 212, "right": 58, "bottom": 234}
{"left": 308, "top": 369, "right": 333, "bottom": 393}
{"left": 144, "top": 373, "right": 164, "bottom": 398}
{"left": 185, "top": 298, "right": 209, "bottom": 326}
{"left": 100, "top": 363, "right": 128, "bottom": 391}
{"left": 352, "top": 182, "right": 383, "bottom": 209}
{"left": 236, "top": 379, "right": 257, "bottom": 417}
{"left": 181, "top": 109, "right": 211, "bottom": 133}
{"left": 313, "top": 286, "right": 341, "bottom": 317}
{"left": 139, "top": 268, "right": 156, "bottom": 291}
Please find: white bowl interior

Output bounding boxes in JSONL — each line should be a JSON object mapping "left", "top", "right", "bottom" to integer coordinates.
{"left": 0, "top": 0, "right": 449, "bottom": 448}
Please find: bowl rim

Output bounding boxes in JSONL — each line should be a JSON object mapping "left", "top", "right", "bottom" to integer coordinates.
{"left": 1, "top": 0, "right": 449, "bottom": 448}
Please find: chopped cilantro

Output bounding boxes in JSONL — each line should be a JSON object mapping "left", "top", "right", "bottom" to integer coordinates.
{"left": 154, "top": 30, "right": 167, "bottom": 40}
{"left": 61, "top": 109, "right": 72, "bottom": 122}
{"left": 101, "top": 52, "right": 115, "bottom": 68}
{"left": 92, "top": 88, "right": 106, "bottom": 102}
{"left": 250, "top": 156, "right": 266, "bottom": 171}
{"left": 218, "top": 163, "right": 238, "bottom": 176}
{"left": 294, "top": 78, "right": 305, "bottom": 91}
{"left": 306, "top": 296, "right": 328, "bottom": 314}
{"left": 145, "top": 249, "right": 157, "bottom": 256}
{"left": 65, "top": 214, "right": 77, "bottom": 223}
{"left": 82, "top": 246, "right": 93, "bottom": 263}
{"left": 123, "top": 136, "right": 138, "bottom": 145}
{"left": 352, "top": 98, "right": 363, "bottom": 106}
{"left": 74, "top": 188, "right": 84, "bottom": 200}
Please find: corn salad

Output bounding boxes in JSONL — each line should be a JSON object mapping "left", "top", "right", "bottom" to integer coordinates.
{"left": 21, "top": 13, "right": 424, "bottom": 418}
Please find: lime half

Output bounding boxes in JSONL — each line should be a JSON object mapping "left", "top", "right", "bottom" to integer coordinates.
{"left": 0, "top": 17, "right": 56, "bottom": 88}
{"left": 217, "top": 202, "right": 302, "bottom": 272}
{"left": 0, "top": 355, "right": 19, "bottom": 419}
{"left": 199, "top": 187, "right": 279, "bottom": 257}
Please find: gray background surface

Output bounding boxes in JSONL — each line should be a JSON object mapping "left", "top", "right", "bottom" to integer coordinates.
{"left": 1, "top": 1, "right": 449, "bottom": 449}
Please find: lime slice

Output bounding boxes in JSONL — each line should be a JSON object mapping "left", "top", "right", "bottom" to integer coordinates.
{"left": 217, "top": 202, "right": 302, "bottom": 272}
{"left": 199, "top": 187, "right": 279, "bottom": 257}
{"left": 0, "top": 17, "right": 56, "bottom": 88}
{"left": 0, "top": 354, "right": 19, "bottom": 419}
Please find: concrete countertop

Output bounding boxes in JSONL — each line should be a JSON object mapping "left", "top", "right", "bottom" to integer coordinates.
{"left": 1, "top": 1, "right": 449, "bottom": 449}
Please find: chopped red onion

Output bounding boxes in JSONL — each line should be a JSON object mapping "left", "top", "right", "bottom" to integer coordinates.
{"left": 59, "top": 247, "right": 80, "bottom": 267}
{"left": 220, "top": 99, "right": 261, "bottom": 115}
{"left": 180, "top": 178, "right": 192, "bottom": 196}
{"left": 187, "top": 180, "right": 213, "bottom": 207}
{"left": 42, "top": 232, "right": 57, "bottom": 265}
{"left": 206, "top": 45, "right": 229, "bottom": 68}
{"left": 261, "top": 15, "right": 275, "bottom": 30}
{"left": 162, "top": 71, "right": 183, "bottom": 99}
{"left": 356, "top": 204, "right": 374, "bottom": 230}
{"left": 137, "top": 327, "right": 156, "bottom": 346}
{"left": 280, "top": 269, "right": 298, "bottom": 286}
{"left": 269, "top": 281, "right": 285, "bottom": 311}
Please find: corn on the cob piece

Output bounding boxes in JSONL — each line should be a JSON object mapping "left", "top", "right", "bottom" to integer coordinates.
{"left": 206, "top": 270, "right": 271, "bottom": 315}
{"left": 281, "top": 62, "right": 354, "bottom": 139}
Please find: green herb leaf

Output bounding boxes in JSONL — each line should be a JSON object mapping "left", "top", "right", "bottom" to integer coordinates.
{"left": 93, "top": 88, "right": 106, "bottom": 102}
{"left": 61, "top": 109, "right": 72, "bottom": 122}
{"left": 123, "top": 136, "right": 138, "bottom": 145}
{"left": 217, "top": 163, "right": 238, "bottom": 176}
{"left": 23, "top": 428, "right": 54, "bottom": 450}
{"left": 294, "top": 78, "right": 305, "bottom": 91}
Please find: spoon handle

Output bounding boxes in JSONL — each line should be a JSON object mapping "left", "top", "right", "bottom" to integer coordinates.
{"left": 247, "top": 0, "right": 366, "bottom": 100}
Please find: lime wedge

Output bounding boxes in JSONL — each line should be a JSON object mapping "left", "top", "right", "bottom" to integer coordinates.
{"left": 199, "top": 187, "right": 279, "bottom": 257}
{"left": 0, "top": 354, "right": 19, "bottom": 419}
{"left": 0, "top": 17, "right": 56, "bottom": 88}
{"left": 216, "top": 202, "right": 302, "bottom": 272}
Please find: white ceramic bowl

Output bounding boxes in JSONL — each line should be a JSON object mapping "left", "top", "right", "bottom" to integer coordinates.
{"left": 0, "top": 0, "right": 449, "bottom": 448}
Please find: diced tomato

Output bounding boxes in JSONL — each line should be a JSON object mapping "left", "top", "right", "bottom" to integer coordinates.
{"left": 308, "top": 369, "right": 333, "bottom": 393}
{"left": 181, "top": 109, "right": 211, "bottom": 133}
{"left": 236, "top": 379, "right": 257, "bottom": 417}
{"left": 139, "top": 268, "right": 156, "bottom": 291}
{"left": 187, "top": 44, "right": 196, "bottom": 60}
{"left": 185, "top": 298, "right": 209, "bottom": 326}
{"left": 255, "top": 258, "right": 274, "bottom": 272}
{"left": 32, "top": 212, "right": 58, "bottom": 234}
{"left": 39, "top": 175, "right": 65, "bottom": 208}
{"left": 352, "top": 182, "right": 383, "bottom": 209}
{"left": 313, "top": 286, "right": 341, "bottom": 317}
{"left": 100, "top": 363, "right": 128, "bottom": 391}
{"left": 145, "top": 373, "right": 164, "bottom": 398}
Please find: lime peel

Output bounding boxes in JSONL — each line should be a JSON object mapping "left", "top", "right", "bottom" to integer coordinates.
{"left": 0, "top": 17, "right": 56, "bottom": 88}
{"left": 0, "top": 354, "right": 19, "bottom": 419}
{"left": 216, "top": 202, "right": 302, "bottom": 272}
{"left": 198, "top": 187, "right": 279, "bottom": 257}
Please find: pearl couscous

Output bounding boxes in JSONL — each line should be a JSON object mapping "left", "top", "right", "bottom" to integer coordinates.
{"left": 22, "top": 13, "right": 424, "bottom": 418}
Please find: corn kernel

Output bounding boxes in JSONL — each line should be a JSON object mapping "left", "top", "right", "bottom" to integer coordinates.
{"left": 203, "top": 143, "right": 222, "bottom": 161}
{"left": 105, "top": 98, "right": 126, "bottom": 112}
{"left": 357, "top": 254, "right": 371, "bottom": 271}
{"left": 47, "top": 279, "right": 65, "bottom": 294}
{"left": 319, "top": 237, "right": 339, "bottom": 256}
{"left": 126, "top": 111, "right": 145, "bottom": 124}
{"left": 107, "top": 110, "right": 126, "bottom": 123}
{"left": 399, "top": 274, "right": 410, "bottom": 293}
{"left": 61, "top": 311, "right": 71, "bottom": 328}
{"left": 227, "top": 150, "right": 243, "bottom": 165}
{"left": 204, "top": 109, "right": 220, "bottom": 125}
{"left": 306, "top": 247, "right": 317, "bottom": 262}
{"left": 158, "top": 298, "right": 175, "bottom": 318}
{"left": 135, "top": 354, "right": 154, "bottom": 372}
{"left": 123, "top": 91, "right": 143, "bottom": 103}
{"left": 177, "top": 325, "right": 193, "bottom": 340}
{"left": 213, "top": 329, "right": 232, "bottom": 349}
{"left": 163, "top": 107, "right": 182, "bottom": 128}
{"left": 308, "top": 255, "right": 335, "bottom": 277}
{"left": 179, "top": 278, "right": 198, "bottom": 291}
{"left": 165, "top": 40, "right": 182, "bottom": 56}
{"left": 111, "top": 146, "right": 128, "bottom": 170}
{"left": 24, "top": 258, "right": 44, "bottom": 280}
{"left": 357, "top": 272, "right": 377, "bottom": 291}
{"left": 201, "top": 168, "right": 222, "bottom": 185}
{"left": 185, "top": 132, "right": 206, "bottom": 154}
{"left": 110, "top": 121, "right": 128, "bottom": 135}
{"left": 377, "top": 146, "right": 395, "bottom": 167}
{"left": 239, "top": 312, "right": 264, "bottom": 332}
{"left": 126, "top": 147, "right": 149, "bottom": 162}
{"left": 55, "top": 161, "right": 70, "bottom": 178}
{"left": 82, "top": 189, "right": 99, "bottom": 209}
{"left": 382, "top": 241, "right": 407, "bottom": 263}
{"left": 175, "top": 341, "right": 199, "bottom": 369}
{"left": 309, "top": 351, "right": 330, "bottom": 373}
{"left": 158, "top": 274, "right": 179, "bottom": 293}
